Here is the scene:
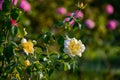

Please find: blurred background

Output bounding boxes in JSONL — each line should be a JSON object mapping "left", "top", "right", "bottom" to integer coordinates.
{"left": 21, "top": 0, "right": 120, "bottom": 80}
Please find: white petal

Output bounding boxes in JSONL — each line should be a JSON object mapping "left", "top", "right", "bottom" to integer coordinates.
{"left": 77, "top": 52, "right": 82, "bottom": 57}
{"left": 81, "top": 44, "right": 85, "bottom": 52}
{"left": 21, "top": 38, "right": 27, "bottom": 43}
{"left": 69, "top": 53, "right": 76, "bottom": 57}
{"left": 23, "top": 49, "right": 28, "bottom": 55}
{"left": 64, "top": 40, "right": 70, "bottom": 48}
{"left": 64, "top": 40, "right": 70, "bottom": 45}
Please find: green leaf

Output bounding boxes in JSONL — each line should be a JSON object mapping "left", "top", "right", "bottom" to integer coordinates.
{"left": 10, "top": 41, "right": 18, "bottom": 47}
{"left": 63, "top": 54, "right": 69, "bottom": 59}
{"left": 49, "top": 54, "right": 59, "bottom": 63}
{"left": 57, "top": 35, "right": 64, "bottom": 45}
{"left": 16, "top": 67, "right": 22, "bottom": 76}
{"left": 18, "top": 56, "right": 25, "bottom": 66}
{"left": 0, "top": 54, "right": 4, "bottom": 61}
{"left": 11, "top": 77, "right": 18, "bottom": 80}
{"left": 2, "top": 0, "right": 10, "bottom": 12}
{"left": 34, "top": 47, "right": 42, "bottom": 54}
{"left": 34, "top": 63, "right": 40, "bottom": 70}
{"left": 3, "top": 45, "right": 14, "bottom": 63}
{"left": 4, "top": 19, "right": 11, "bottom": 29}
{"left": 64, "top": 62, "right": 71, "bottom": 71}
{"left": 39, "top": 54, "right": 48, "bottom": 62}
{"left": 44, "top": 32, "right": 51, "bottom": 44}
{"left": 0, "top": 46, "right": 4, "bottom": 53}
{"left": 17, "top": 27, "right": 25, "bottom": 38}
{"left": 72, "top": 61, "right": 78, "bottom": 72}
{"left": 12, "top": 26, "right": 18, "bottom": 36}
{"left": 55, "top": 21, "right": 64, "bottom": 27}
{"left": 0, "top": 33, "right": 5, "bottom": 44}
{"left": 75, "top": 18, "right": 81, "bottom": 23}
{"left": 11, "top": 9, "right": 19, "bottom": 20}
{"left": 47, "top": 68, "right": 54, "bottom": 76}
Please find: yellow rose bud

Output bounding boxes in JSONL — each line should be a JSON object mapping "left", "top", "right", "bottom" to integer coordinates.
{"left": 24, "top": 28, "right": 27, "bottom": 36}
{"left": 25, "top": 60, "right": 30, "bottom": 67}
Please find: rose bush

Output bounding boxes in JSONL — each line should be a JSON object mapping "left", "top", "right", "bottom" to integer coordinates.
{"left": 0, "top": 0, "right": 86, "bottom": 80}
{"left": 0, "top": 0, "right": 120, "bottom": 80}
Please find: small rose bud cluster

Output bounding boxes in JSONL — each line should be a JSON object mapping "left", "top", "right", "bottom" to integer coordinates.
{"left": 64, "top": 10, "right": 84, "bottom": 27}
{"left": 84, "top": 4, "right": 118, "bottom": 30}
{"left": 105, "top": 4, "right": 118, "bottom": 30}
{"left": 19, "top": 0, "right": 31, "bottom": 12}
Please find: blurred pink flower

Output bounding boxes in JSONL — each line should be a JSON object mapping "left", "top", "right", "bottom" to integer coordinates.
{"left": 69, "top": 20, "right": 75, "bottom": 27}
{"left": 85, "top": 19, "right": 95, "bottom": 29}
{"left": 74, "top": 10, "right": 84, "bottom": 19}
{"left": 66, "top": 12, "right": 74, "bottom": 17}
{"left": 105, "top": 4, "right": 114, "bottom": 15}
{"left": 56, "top": 7, "right": 67, "bottom": 15}
{"left": 64, "top": 10, "right": 83, "bottom": 27}
{"left": 64, "top": 18, "right": 70, "bottom": 22}
{"left": 11, "top": 19, "right": 18, "bottom": 27}
{"left": 0, "top": 0, "right": 4, "bottom": 10}
{"left": 107, "top": 20, "right": 118, "bottom": 30}
{"left": 19, "top": 0, "right": 31, "bottom": 12}
{"left": 12, "top": 0, "right": 18, "bottom": 5}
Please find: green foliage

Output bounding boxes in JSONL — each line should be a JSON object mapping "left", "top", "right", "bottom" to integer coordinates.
{"left": 11, "top": 9, "right": 19, "bottom": 20}
{"left": 11, "top": 26, "right": 18, "bottom": 36}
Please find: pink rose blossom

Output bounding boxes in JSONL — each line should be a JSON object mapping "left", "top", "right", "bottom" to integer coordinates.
{"left": 106, "top": 20, "right": 118, "bottom": 30}
{"left": 64, "top": 18, "right": 70, "bottom": 22}
{"left": 0, "top": 0, "right": 4, "bottom": 10}
{"left": 64, "top": 10, "right": 83, "bottom": 27}
{"left": 74, "top": 10, "right": 84, "bottom": 19}
{"left": 56, "top": 7, "right": 67, "bottom": 15}
{"left": 85, "top": 19, "right": 95, "bottom": 29}
{"left": 66, "top": 12, "right": 74, "bottom": 17}
{"left": 19, "top": 0, "right": 31, "bottom": 12}
{"left": 12, "top": 0, "right": 18, "bottom": 5}
{"left": 105, "top": 4, "right": 114, "bottom": 15}
{"left": 0, "top": 3, "right": 2, "bottom": 10}
{"left": 69, "top": 20, "right": 75, "bottom": 27}
{"left": 11, "top": 19, "right": 18, "bottom": 27}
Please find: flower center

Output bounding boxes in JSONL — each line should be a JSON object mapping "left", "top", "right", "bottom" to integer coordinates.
{"left": 68, "top": 40, "right": 81, "bottom": 54}
{"left": 22, "top": 41, "right": 33, "bottom": 53}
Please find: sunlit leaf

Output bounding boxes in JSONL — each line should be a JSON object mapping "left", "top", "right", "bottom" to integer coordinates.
{"left": 12, "top": 26, "right": 18, "bottom": 36}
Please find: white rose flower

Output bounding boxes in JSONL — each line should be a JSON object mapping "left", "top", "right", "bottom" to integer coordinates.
{"left": 64, "top": 37, "right": 85, "bottom": 57}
